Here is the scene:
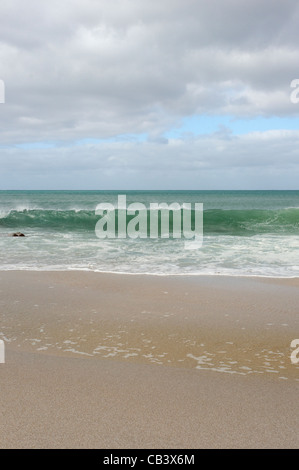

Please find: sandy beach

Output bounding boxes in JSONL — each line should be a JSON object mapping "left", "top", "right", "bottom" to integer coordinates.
{"left": 0, "top": 271, "right": 298, "bottom": 448}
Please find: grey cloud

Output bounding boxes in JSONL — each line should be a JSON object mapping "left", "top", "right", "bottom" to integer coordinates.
{"left": 0, "top": 0, "right": 299, "bottom": 190}
{"left": 1, "top": 130, "right": 299, "bottom": 189}
{"left": 0, "top": 0, "right": 299, "bottom": 146}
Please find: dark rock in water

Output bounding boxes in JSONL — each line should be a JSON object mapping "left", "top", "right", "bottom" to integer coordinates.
{"left": 12, "top": 232, "right": 25, "bottom": 237}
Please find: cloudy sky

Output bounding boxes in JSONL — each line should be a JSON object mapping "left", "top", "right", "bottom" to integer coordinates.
{"left": 1, "top": 0, "right": 299, "bottom": 189}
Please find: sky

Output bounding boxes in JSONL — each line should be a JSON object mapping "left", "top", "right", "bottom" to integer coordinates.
{"left": 1, "top": 0, "right": 299, "bottom": 190}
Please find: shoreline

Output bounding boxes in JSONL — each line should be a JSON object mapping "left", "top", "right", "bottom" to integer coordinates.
{"left": 1, "top": 270, "right": 298, "bottom": 448}
{"left": 1, "top": 267, "right": 299, "bottom": 280}
{"left": 1, "top": 270, "right": 299, "bottom": 378}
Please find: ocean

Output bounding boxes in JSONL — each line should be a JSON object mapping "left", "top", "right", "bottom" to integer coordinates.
{"left": 1, "top": 190, "right": 299, "bottom": 277}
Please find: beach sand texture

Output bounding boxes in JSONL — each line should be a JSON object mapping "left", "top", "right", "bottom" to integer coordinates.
{"left": 0, "top": 271, "right": 298, "bottom": 448}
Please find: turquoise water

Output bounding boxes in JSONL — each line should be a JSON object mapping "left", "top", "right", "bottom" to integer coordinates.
{"left": 1, "top": 190, "right": 299, "bottom": 276}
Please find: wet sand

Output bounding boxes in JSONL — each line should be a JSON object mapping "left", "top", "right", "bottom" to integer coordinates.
{"left": 0, "top": 271, "right": 298, "bottom": 448}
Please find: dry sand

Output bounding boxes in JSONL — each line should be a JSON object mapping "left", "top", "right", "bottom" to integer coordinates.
{"left": 0, "top": 271, "right": 298, "bottom": 448}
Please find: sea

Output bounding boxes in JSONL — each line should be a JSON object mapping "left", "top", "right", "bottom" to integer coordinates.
{"left": 1, "top": 190, "right": 299, "bottom": 277}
